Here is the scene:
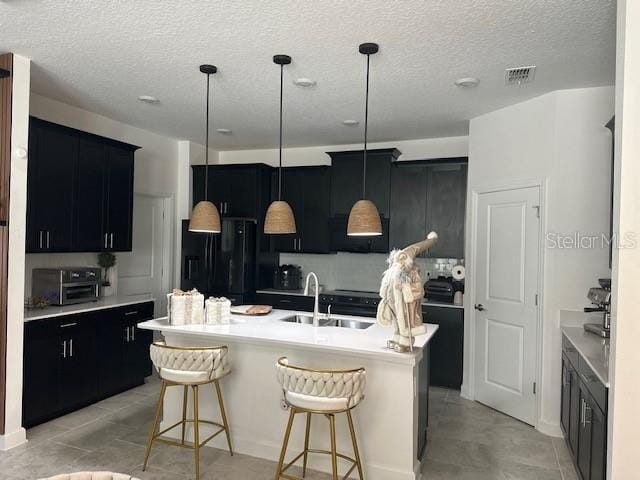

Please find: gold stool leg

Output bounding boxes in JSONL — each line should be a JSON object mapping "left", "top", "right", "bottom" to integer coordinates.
{"left": 143, "top": 380, "right": 167, "bottom": 471}
{"left": 214, "top": 379, "right": 234, "bottom": 456}
{"left": 302, "top": 412, "right": 312, "bottom": 478}
{"left": 181, "top": 385, "right": 189, "bottom": 445}
{"left": 328, "top": 414, "right": 338, "bottom": 480}
{"left": 347, "top": 410, "right": 364, "bottom": 480}
{"left": 274, "top": 407, "right": 296, "bottom": 480}
{"left": 193, "top": 385, "right": 200, "bottom": 480}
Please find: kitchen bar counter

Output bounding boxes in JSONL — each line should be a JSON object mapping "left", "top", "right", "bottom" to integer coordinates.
{"left": 139, "top": 310, "right": 437, "bottom": 479}
{"left": 24, "top": 294, "right": 155, "bottom": 322}
{"left": 561, "top": 326, "right": 609, "bottom": 387}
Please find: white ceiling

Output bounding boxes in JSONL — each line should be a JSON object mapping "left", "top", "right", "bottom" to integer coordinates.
{"left": 0, "top": 0, "right": 616, "bottom": 150}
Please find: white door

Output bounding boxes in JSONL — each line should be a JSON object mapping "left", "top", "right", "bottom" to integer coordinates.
{"left": 118, "top": 194, "right": 170, "bottom": 316}
{"left": 474, "top": 186, "right": 540, "bottom": 425}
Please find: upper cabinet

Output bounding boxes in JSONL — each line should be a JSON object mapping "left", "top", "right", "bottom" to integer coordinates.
{"left": 390, "top": 159, "right": 467, "bottom": 258}
{"left": 270, "top": 166, "right": 331, "bottom": 254}
{"left": 328, "top": 148, "right": 399, "bottom": 253}
{"left": 27, "top": 117, "right": 139, "bottom": 253}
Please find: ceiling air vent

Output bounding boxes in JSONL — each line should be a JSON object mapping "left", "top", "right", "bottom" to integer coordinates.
{"left": 505, "top": 65, "right": 536, "bottom": 85}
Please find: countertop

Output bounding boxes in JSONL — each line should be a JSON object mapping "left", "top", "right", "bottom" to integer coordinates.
{"left": 24, "top": 294, "right": 155, "bottom": 322}
{"left": 138, "top": 309, "right": 438, "bottom": 365}
{"left": 562, "top": 326, "right": 610, "bottom": 387}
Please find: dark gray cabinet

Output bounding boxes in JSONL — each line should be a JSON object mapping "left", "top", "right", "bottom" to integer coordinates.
{"left": 327, "top": 148, "right": 398, "bottom": 253}
{"left": 23, "top": 301, "right": 154, "bottom": 428}
{"left": 390, "top": 159, "right": 467, "bottom": 258}
{"left": 422, "top": 305, "right": 464, "bottom": 389}
{"left": 27, "top": 117, "right": 139, "bottom": 253}
{"left": 253, "top": 292, "right": 314, "bottom": 312}
{"left": 561, "top": 334, "right": 607, "bottom": 480}
{"left": 270, "top": 166, "right": 331, "bottom": 254}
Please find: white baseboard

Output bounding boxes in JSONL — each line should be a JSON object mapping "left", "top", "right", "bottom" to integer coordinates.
{"left": 537, "top": 418, "right": 563, "bottom": 437}
{"left": 0, "top": 427, "right": 27, "bottom": 451}
{"left": 159, "top": 420, "right": 420, "bottom": 480}
{"left": 460, "top": 382, "right": 473, "bottom": 400}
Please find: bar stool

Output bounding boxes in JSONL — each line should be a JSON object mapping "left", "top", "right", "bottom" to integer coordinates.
{"left": 274, "top": 357, "right": 366, "bottom": 480}
{"left": 143, "top": 342, "right": 233, "bottom": 480}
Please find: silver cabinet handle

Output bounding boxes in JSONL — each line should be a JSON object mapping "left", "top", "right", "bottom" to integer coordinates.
{"left": 126, "top": 327, "right": 130, "bottom": 343}
{"left": 39, "top": 231, "right": 43, "bottom": 249}
{"left": 584, "top": 403, "right": 592, "bottom": 425}
{"left": 131, "top": 326, "right": 135, "bottom": 341}
{"left": 299, "top": 238, "right": 302, "bottom": 251}
{"left": 125, "top": 311, "right": 138, "bottom": 316}
{"left": 110, "top": 233, "right": 114, "bottom": 249}
{"left": 104, "top": 233, "right": 108, "bottom": 249}
{"left": 69, "top": 338, "right": 73, "bottom": 357}
{"left": 581, "top": 399, "right": 586, "bottom": 427}
{"left": 60, "top": 322, "right": 77, "bottom": 328}
{"left": 46, "top": 231, "right": 50, "bottom": 249}
{"left": 61, "top": 340, "right": 67, "bottom": 358}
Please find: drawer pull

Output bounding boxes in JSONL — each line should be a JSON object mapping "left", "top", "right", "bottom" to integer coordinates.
{"left": 124, "top": 311, "right": 138, "bottom": 316}
{"left": 280, "top": 299, "right": 292, "bottom": 304}
{"left": 60, "top": 322, "right": 77, "bottom": 328}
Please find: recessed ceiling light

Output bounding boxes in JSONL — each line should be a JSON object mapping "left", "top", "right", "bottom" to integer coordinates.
{"left": 454, "top": 77, "right": 480, "bottom": 88}
{"left": 293, "top": 78, "right": 317, "bottom": 87}
{"left": 342, "top": 120, "right": 359, "bottom": 126}
{"left": 138, "top": 95, "right": 160, "bottom": 104}
{"left": 216, "top": 128, "right": 232, "bottom": 134}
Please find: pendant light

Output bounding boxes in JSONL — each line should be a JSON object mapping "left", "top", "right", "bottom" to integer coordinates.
{"left": 264, "top": 54, "right": 297, "bottom": 234}
{"left": 189, "top": 64, "right": 222, "bottom": 233}
{"left": 347, "top": 42, "right": 382, "bottom": 237}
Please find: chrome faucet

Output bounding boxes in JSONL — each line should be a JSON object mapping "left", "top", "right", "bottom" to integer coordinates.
{"left": 304, "top": 272, "right": 320, "bottom": 327}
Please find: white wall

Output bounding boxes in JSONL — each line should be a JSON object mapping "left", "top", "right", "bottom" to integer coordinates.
{"left": 1, "top": 54, "right": 30, "bottom": 450}
{"left": 608, "top": 0, "right": 640, "bottom": 476}
{"left": 465, "top": 86, "right": 614, "bottom": 436}
{"left": 26, "top": 94, "right": 186, "bottom": 296}
{"left": 218, "top": 136, "right": 468, "bottom": 166}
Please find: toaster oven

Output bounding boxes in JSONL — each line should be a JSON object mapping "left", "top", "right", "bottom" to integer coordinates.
{"left": 32, "top": 267, "right": 101, "bottom": 306}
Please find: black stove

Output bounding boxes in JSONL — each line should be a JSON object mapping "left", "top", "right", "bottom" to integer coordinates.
{"left": 320, "top": 290, "right": 381, "bottom": 317}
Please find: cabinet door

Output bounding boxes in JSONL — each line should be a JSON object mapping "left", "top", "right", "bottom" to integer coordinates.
{"left": 577, "top": 386, "right": 592, "bottom": 480}
{"left": 22, "top": 320, "right": 61, "bottom": 427}
{"left": 569, "top": 368, "right": 580, "bottom": 454}
{"left": 589, "top": 401, "right": 606, "bottom": 480}
{"left": 560, "top": 356, "right": 571, "bottom": 436}
{"left": 224, "top": 167, "right": 258, "bottom": 217}
{"left": 423, "top": 306, "right": 464, "bottom": 389}
{"left": 75, "top": 137, "right": 107, "bottom": 251}
{"left": 426, "top": 164, "right": 467, "bottom": 258}
{"left": 26, "top": 120, "right": 78, "bottom": 252}
{"left": 97, "top": 314, "right": 129, "bottom": 397}
{"left": 300, "top": 167, "right": 331, "bottom": 253}
{"left": 390, "top": 163, "right": 428, "bottom": 250}
{"left": 271, "top": 169, "right": 303, "bottom": 253}
{"left": 126, "top": 320, "right": 153, "bottom": 380}
{"left": 106, "top": 146, "right": 134, "bottom": 251}
{"left": 58, "top": 317, "right": 98, "bottom": 410}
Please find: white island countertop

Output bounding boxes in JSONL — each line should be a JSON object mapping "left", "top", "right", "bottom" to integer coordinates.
{"left": 138, "top": 309, "right": 438, "bottom": 365}
{"left": 24, "top": 294, "right": 155, "bottom": 322}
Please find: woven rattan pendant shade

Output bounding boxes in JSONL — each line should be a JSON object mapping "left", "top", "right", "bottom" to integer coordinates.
{"left": 264, "top": 200, "right": 296, "bottom": 234}
{"left": 347, "top": 199, "right": 382, "bottom": 236}
{"left": 264, "top": 54, "right": 296, "bottom": 235}
{"left": 189, "top": 200, "right": 221, "bottom": 233}
{"left": 347, "top": 42, "right": 382, "bottom": 237}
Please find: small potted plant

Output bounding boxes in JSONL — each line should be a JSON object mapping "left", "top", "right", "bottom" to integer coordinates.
{"left": 98, "top": 252, "right": 117, "bottom": 296}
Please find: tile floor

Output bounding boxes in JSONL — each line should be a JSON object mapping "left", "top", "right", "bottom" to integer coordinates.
{"left": 0, "top": 378, "right": 579, "bottom": 480}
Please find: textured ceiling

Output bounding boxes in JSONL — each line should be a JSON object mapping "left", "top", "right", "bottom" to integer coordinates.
{"left": 0, "top": 0, "right": 616, "bottom": 149}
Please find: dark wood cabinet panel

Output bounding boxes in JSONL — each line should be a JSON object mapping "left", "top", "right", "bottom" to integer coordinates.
{"left": 27, "top": 117, "right": 138, "bottom": 253}
{"left": 26, "top": 119, "right": 78, "bottom": 252}
{"left": 328, "top": 149, "right": 397, "bottom": 253}
{"left": 561, "top": 355, "right": 571, "bottom": 436}
{"left": 254, "top": 292, "right": 314, "bottom": 312}
{"left": 569, "top": 366, "right": 580, "bottom": 454}
{"left": 23, "top": 301, "right": 154, "bottom": 428}
{"left": 390, "top": 163, "right": 428, "bottom": 250}
{"left": 422, "top": 305, "right": 464, "bottom": 389}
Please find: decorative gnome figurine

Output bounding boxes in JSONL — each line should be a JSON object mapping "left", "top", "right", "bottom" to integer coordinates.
{"left": 377, "top": 232, "right": 438, "bottom": 352}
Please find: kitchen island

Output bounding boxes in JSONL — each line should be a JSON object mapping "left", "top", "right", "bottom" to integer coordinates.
{"left": 138, "top": 310, "right": 438, "bottom": 480}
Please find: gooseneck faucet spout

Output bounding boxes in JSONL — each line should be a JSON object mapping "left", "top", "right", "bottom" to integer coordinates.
{"left": 304, "top": 272, "right": 320, "bottom": 327}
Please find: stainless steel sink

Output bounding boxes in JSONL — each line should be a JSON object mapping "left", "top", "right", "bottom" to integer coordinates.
{"left": 280, "top": 314, "right": 373, "bottom": 330}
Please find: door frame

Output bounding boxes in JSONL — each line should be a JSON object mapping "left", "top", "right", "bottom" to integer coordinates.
{"left": 118, "top": 193, "right": 173, "bottom": 309}
{"left": 463, "top": 178, "right": 546, "bottom": 428}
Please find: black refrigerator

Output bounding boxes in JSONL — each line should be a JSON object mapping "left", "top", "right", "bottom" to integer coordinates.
{"left": 181, "top": 218, "right": 256, "bottom": 304}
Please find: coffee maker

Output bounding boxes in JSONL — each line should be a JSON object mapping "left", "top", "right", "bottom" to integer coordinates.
{"left": 583, "top": 278, "right": 611, "bottom": 338}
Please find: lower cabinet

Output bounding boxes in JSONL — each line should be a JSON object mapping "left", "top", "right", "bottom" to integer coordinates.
{"left": 561, "top": 335, "right": 607, "bottom": 480}
{"left": 253, "top": 292, "right": 314, "bottom": 312}
{"left": 23, "top": 301, "right": 154, "bottom": 428}
{"left": 422, "top": 305, "right": 464, "bottom": 389}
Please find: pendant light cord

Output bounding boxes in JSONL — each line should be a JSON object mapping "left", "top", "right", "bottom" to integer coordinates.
{"left": 204, "top": 72, "right": 211, "bottom": 202}
{"left": 278, "top": 63, "right": 284, "bottom": 201}
{"left": 363, "top": 53, "right": 370, "bottom": 199}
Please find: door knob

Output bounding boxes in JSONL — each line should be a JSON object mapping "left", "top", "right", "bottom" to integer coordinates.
{"left": 474, "top": 304, "right": 485, "bottom": 311}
